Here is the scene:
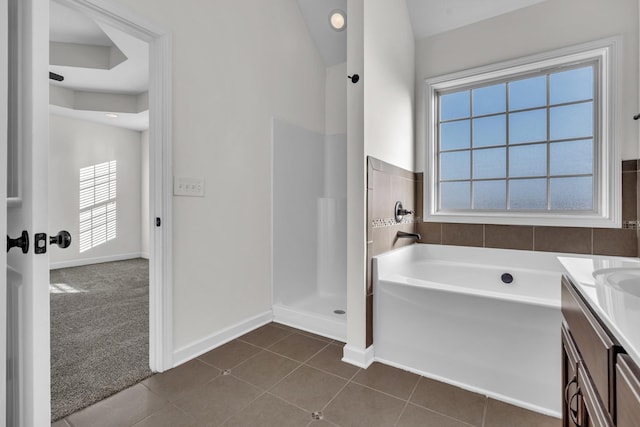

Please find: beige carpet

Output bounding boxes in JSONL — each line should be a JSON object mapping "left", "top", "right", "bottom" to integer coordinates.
{"left": 50, "top": 258, "right": 152, "bottom": 421}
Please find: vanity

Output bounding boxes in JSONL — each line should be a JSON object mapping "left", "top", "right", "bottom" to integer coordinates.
{"left": 559, "top": 257, "right": 640, "bottom": 426}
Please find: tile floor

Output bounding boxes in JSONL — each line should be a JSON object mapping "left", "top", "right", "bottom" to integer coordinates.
{"left": 52, "top": 323, "right": 561, "bottom": 427}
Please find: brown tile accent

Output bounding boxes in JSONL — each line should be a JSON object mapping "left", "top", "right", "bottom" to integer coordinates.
{"left": 369, "top": 155, "right": 415, "bottom": 179}
{"left": 323, "top": 382, "right": 406, "bottom": 427}
{"left": 484, "top": 398, "right": 560, "bottom": 427}
{"left": 370, "top": 170, "right": 392, "bottom": 219}
{"left": 414, "top": 177, "right": 424, "bottom": 218}
{"left": 593, "top": 228, "right": 638, "bottom": 257}
{"left": 410, "top": 377, "right": 487, "bottom": 426}
{"left": 622, "top": 159, "right": 638, "bottom": 172}
{"left": 267, "top": 332, "right": 328, "bottom": 362}
{"left": 485, "top": 225, "right": 533, "bottom": 251}
{"left": 622, "top": 170, "right": 637, "bottom": 221}
{"left": 442, "top": 223, "right": 483, "bottom": 247}
{"left": 370, "top": 227, "right": 391, "bottom": 257}
{"left": 221, "top": 394, "right": 309, "bottom": 427}
{"left": 352, "top": 362, "right": 420, "bottom": 400}
{"left": 197, "top": 339, "right": 260, "bottom": 370}
{"left": 67, "top": 383, "right": 167, "bottom": 427}
{"left": 133, "top": 405, "right": 199, "bottom": 427}
{"left": 172, "top": 375, "right": 262, "bottom": 426}
{"left": 366, "top": 293, "right": 373, "bottom": 347}
{"left": 270, "top": 365, "right": 346, "bottom": 411}
{"left": 533, "top": 227, "right": 592, "bottom": 254}
{"left": 306, "top": 343, "right": 360, "bottom": 380}
{"left": 231, "top": 350, "right": 299, "bottom": 389}
{"left": 142, "top": 359, "right": 220, "bottom": 402}
{"left": 397, "top": 403, "right": 471, "bottom": 427}
{"left": 417, "top": 222, "right": 442, "bottom": 244}
{"left": 52, "top": 420, "right": 71, "bottom": 427}
{"left": 237, "top": 323, "right": 292, "bottom": 348}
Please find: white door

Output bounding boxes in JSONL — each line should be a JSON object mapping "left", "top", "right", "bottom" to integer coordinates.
{"left": 5, "top": 0, "right": 51, "bottom": 424}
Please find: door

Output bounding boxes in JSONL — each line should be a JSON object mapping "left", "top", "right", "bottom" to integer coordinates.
{"left": 1, "top": 0, "right": 9, "bottom": 422}
{"left": 5, "top": 0, "right": 51, "bottom": 424}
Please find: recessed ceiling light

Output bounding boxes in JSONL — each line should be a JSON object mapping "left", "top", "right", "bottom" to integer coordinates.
{"left": 329, "top": 10, "right": 346, "bottom": 31}
{"left": 105, "top": 113, "right": 119, "bottom": 118}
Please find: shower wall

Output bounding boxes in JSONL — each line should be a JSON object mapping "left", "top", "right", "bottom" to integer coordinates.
{"left": 273, "top": 119, "right": 347, "bottom": 305}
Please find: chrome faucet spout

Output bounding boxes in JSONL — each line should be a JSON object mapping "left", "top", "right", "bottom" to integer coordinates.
{"left": 397, "top": 231, "right": 421, "bottom": 240}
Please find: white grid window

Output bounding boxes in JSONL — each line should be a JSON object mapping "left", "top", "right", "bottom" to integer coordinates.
{"left": 79, "top": 161, "right": 117, "bottom": 253}
{"left": 424, "top": 39, "right": 620, "bottom": 228}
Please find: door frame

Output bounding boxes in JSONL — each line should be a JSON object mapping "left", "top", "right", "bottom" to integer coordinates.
{"left": 1, "top": 0, "right": 8, "bottom": 421}
{"left": 54, "top": 0, "right": 174, "bottom": 372}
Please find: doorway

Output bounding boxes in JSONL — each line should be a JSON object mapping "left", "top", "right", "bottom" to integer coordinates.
{"left": 5, "top": 0, "right": 172, "bottom": 422}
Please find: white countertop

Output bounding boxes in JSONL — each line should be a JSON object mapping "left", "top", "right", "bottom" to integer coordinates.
{"left": 558, "top": 256, "right": 640, "bottom": 368}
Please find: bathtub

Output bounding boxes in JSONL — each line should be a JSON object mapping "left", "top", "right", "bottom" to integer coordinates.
{"left": 373, "top": 244, "right": 566, "bottom": 417}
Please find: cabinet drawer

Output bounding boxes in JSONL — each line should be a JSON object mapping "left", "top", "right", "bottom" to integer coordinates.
{"left": 615, "top": 354, "right": 640, "bottom": 427}
{"left": 578, "top": 362, "right": 614, "bottom": 427}
{"left": 562, "top": 276, "right": 618, "bottom": 410}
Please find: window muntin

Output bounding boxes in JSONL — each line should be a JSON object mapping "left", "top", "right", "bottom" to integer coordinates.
{"left": 437, "top": 63, "right": 596, "bottom": 213}
{"left": 425, "top": 39, "right": 621, "bottom": 228}
{"left": 79, "top": 161, "right": 117, "bottom": 253}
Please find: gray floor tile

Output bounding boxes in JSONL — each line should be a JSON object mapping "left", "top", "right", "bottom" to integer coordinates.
{"left": 352, "top": 362, "right": 420, "bottom": 400}
{"left": 268, "top": 333, "right": 329, "bottom": 362}
{"left": 197, "top": 339, "right": 261, "bottom": 370}
{"left": 484, "top": 398, "right": 561, "bottom": 427}
{"left": 237, "top": 324, "right": 292, "bottom": 348}
{"left": 306, "top": 343, "right": 359, "bottom": 380}
{"left": 132, "top": 404, "right": 199, "bottom": 427}
{"left": 172, "top": 375, "right": 262, "bottom": 426}
{"left": 142, "top": 359, "right": 220, "bottom": 402}
{"left": 270, "top": 365, "right": 346, "bottom": 412}
{"left": 232, "top": 350, "right": 300, "bottom": 389}
{"left": 323, "top": 382, "right": 405, "bottom": 427}
{"left": 397, "top": 403, "right": 471, "bottom": 427}
{"left": 221, "top": 393, "right": 310, "bottom": 427}
{"left": 66, "top": 383, "right": 167, "bottom": 427}
{"left": 410, "top": 377, "right": 486, "bottom": 426}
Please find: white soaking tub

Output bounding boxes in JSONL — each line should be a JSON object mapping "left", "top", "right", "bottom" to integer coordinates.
{"left": 373, "top": 244, "right": 567, "bottom": 417}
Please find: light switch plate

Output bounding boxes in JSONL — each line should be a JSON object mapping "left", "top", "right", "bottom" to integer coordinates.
{"left": 174, "top": 177, "right": 205, "bottom": 197}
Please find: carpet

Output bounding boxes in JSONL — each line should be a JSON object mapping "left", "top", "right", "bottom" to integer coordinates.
{"left": 50, "top": 258, "right": 153, "bottom": 421}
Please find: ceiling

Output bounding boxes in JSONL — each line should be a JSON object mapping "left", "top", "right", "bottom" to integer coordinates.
{"left": 50, "top": 0, "right": 549, "bottom": 131}
{"left": 404, "top": 0, "right": 548, "bottom": 40}
{"left": 49, "top": 1, "right": 149, "bottom": 131}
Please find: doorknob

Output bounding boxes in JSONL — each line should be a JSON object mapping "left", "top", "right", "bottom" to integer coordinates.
{"left": 7, "top": 230, "right": 29, "bottom": 253}
{"left": 50, "top": 231, "right": 71, "bottom": 249}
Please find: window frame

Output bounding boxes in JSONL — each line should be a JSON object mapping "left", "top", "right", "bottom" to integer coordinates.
{"left": 424, "top": 37, "right": 622, "bottom": 228}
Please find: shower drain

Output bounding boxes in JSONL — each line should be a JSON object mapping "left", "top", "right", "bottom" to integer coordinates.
{"left": 333, "top": 309, "right": 346, "bottom": 315}
{"left": 311, "top": 411, "right": 323, "bottom": 420}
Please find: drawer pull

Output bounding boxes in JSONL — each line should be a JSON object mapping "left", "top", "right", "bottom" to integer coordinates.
{"left": 565, "top": 376, "right": 582, "bottom": 427}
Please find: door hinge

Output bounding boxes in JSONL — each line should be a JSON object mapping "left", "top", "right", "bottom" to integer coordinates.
{"left": 156, "top": 217, "right": 161, "bottom": 227}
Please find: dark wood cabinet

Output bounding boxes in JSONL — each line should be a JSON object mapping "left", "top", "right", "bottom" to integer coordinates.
{"left": 561, "top": 275, "right": 639, "bottom": 427}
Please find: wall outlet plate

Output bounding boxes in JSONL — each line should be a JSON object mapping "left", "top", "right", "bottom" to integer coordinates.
{"left": 174, "top": 177, "right": 205, "bottom": 197}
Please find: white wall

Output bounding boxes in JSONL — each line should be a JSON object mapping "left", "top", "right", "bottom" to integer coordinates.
{"left": 346, "top": 0, "right": 415, "bottom": 352}
{"left": 325, "top": 62, "right": 347, "bottom": 136}
{"left": 49, "top": 114, "right": 143, "bottom": 267}
{"left": 141, "top": 129, "right": 149, "bottom": 258}
{"left": 113, "top": 0, "right": 327, "bottom": 353}
{"left": 364, "top": 0, "right": 415, "bottom": 171}
{"left": 415, "top": 0, "right": 639, "bottom": 170}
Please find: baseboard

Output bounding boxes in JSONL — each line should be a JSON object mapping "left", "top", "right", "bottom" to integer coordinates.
{"left": 50, "top": 252, "right": 144, "bottom": 269}
{"left": 140, "top": 252, "right": 150, "bottom": 260}
{"left": 172, "top": 310, "right": 273, "bottom": 368}
{"left": 342, "top": 344, "right": 374, "bottom": 368}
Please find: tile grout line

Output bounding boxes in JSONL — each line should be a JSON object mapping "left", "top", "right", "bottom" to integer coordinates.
{"left": 392, "top": 376, "right": 421, "bottom": 427}
{"left": 319, "top": 366, "right": 362, "bottom": 415}
{"left": 481, "top": 396, "right": 489, "bottom": 427}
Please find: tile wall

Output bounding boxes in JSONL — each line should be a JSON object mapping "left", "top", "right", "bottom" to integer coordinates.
{"left": 365, "top": 157, "right": 640, "bottom": 348}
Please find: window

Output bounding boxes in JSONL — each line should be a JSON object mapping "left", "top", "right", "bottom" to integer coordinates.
{"left": 424, "top": 39, "right": 621, "bottom": 227}
{"left": 79, "top": 161, "right": 117, "bottom": 252}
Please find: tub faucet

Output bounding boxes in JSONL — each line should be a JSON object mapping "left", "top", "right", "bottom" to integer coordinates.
{"left": 397, "top": 231, "right": 421, "bottom": 240}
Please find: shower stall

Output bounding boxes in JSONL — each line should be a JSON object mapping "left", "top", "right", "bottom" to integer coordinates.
{"left": 272, "top": 119, "right": 347, "bottom": 341}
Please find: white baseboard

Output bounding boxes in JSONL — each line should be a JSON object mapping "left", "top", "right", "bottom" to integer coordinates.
{"left": 342, "top": 344, "right": 374, "bottom": 368}
{"left": 172, "top": 310, "right": 273, "bottom": 368}
{"left": 50, "top": 252, "right": 144, "bottom": 270}
{"left": 140, "top": 252, "right": 150, "bottom": 259}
